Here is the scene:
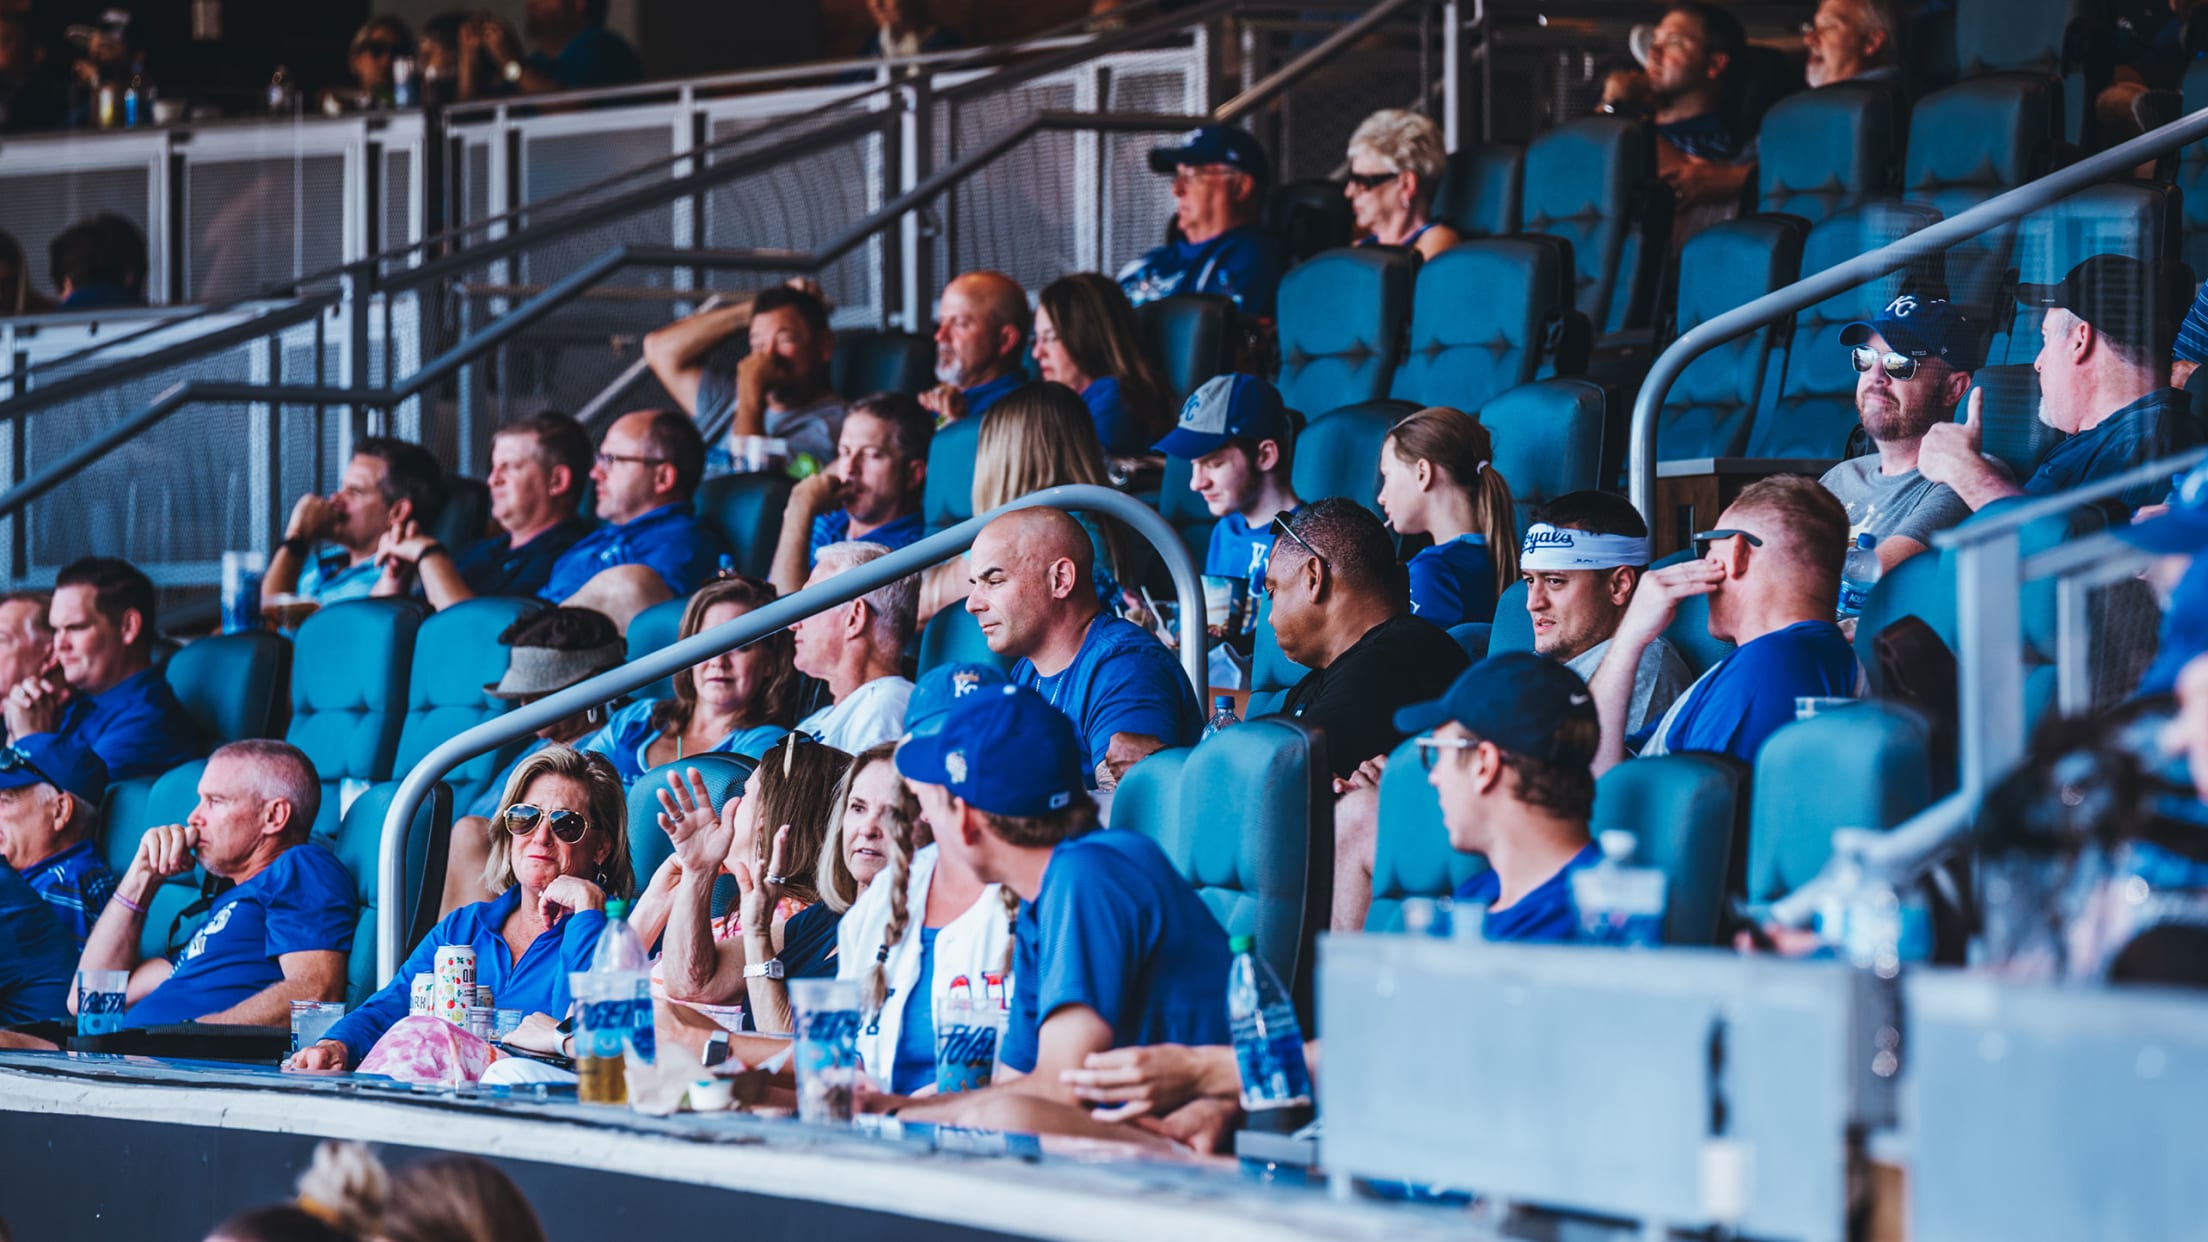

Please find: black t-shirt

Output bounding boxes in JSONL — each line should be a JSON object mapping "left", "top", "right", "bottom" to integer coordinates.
{"left": 1280, "top": 614, "right": 1471, "bottom": 778}
{"left": 740, "top": 901, "right": 843, "bottom": 1032}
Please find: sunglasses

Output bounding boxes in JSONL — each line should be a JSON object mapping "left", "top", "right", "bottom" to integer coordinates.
{"left": 1691, "top": 528, "right": 1765, "bottom": 558}
{"left": 1415, "top": 735, "right": 1478, "bottom": 772}
{"left": 1850, "top": 345, "right": 1921, "bottom": 382}
{"left": 1265, "top": 514, "right": 1328, "bottom": 595}
{"left": 502, "top": 804, "right": 592, "bottom": 843}
{"left": 1343, "top": 170, "right": 1400, "bottom": 191}
{"left": 357, "top": 40, "right": 397, "bottom": 57}
{"left": 0, "top": 745, "right": 57, "bottom": 790}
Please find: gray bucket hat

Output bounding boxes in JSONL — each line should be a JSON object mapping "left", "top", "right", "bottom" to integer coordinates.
{"left": 484, "top": 641, "right": 626, "bottom": 700}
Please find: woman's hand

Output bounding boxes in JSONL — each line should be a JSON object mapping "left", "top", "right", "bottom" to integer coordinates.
{"left": 1059, "top": 1043, "right": 1237, "bottom": 1120}
{"left": 733, "top": 823, "right": 791, "bottom": 947}
{"left": 540, "top": 875, "right": 606, "bottom": 924}
{"left": 658, "top": 767, "right": 732, "bottom": 878}
{"left": 285, "top": 1039, "right": 349, "bottom": 1073}
{"left": 502, "top": 1012, "right": 568, "bottom": 1057}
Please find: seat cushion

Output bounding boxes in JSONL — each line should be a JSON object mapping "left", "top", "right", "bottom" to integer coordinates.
{"left": 1432, "top": 144, "right": 1524, "bottom": 238}
{"left": 1391, "top": 239, "right": 1567, "bottom": 411}
{"left": 393, "top": 597, "right": 542, "bottom": 815}
{"left": 696, "top": 473, "right": 794, "bottom": 580}
{"left": 1274, "top": 248, "right": 1415, "bottom": 415}
{"left": 165, "top": 631, "right": 291, "bottom": 746}
{"left": 1756, "top": 82, "right": 1898, "bottom": 226}
{"left": 286, "top": 600, "right": 422, "bottom": 840}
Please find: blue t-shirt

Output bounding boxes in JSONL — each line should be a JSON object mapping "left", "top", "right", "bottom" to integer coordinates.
{"left": 577, "top": 700, "right": 789, "bottom": 787}
{"left": 125, "top": 842, "right": 358, "bottom": 1028}
{"left": 531, "top": 24, "right": 644, "bottom": 88}
{"left": 448, "top": 517, "right": 591, "bottom": 601}
{"left": 1407, "top": 534, "right": 1498, "bottom": 627}
{"left": 541, "top": 502, "right": 728, "bottom": 603}
{"left": 1640, "top": 620, "right": 1858, "bottom": 763}
{"left": 1204, "top": 508, "right": 1291, "bottom": 582}
{"left": 1118, "top": 225, "right": 1284, "bottom": 319}
{"left": 890, "top": 926, "right": 941, "bottom": 1094}
{"left": 810, "top": 509, "right": 926, "bottom": 565}
{"left": 0, "top": 860, "right": 75, "bottom": 1025}
{"left": 963, "top": 372, "right": 1025, "bottom": 420}
{"left": 1013, "top": 615, "right": 1203, "bottom": 780}
{"left": 1080, "top": 376, "right": 1147, "bottom": 458}
{"left": 27, "top": 665, "right": 206, "bottom": 782}
{"left": 999, "top": 828, "right": 1233, "bottom": 1074}
{"left": 20, "top": 839, "right": 114, "bottom": 948}
{"left": 1453, "top": 843, "right": 1602, "bottom": 942}
{"left": 2024, "top": 388, "right": 2199, "bottom": 518}
{"left": 322, "top": 885, "right": 609, "bottom": 1063}
{"left": 297, "top": 544, "right": 382, "bottom": 604}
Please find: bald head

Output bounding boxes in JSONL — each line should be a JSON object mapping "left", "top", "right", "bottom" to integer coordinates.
{"left": 936, "top": 271, "right": 1030, "bottom": 389}
{"left": 965, "top": 508, "right": 1099, "bottom": 662}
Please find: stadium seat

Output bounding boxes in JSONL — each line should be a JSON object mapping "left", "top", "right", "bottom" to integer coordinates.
{"left": 1951, "top": 0, "right": 2109, "bottom": 145}
{"left": 1661, "top": 214, "right": 1809, "bottom": 460}
{"left": 1273, "top": 248, "right": 1416, "bottom": 416}
{"left": 391, "top": 597, "right": 541, "bottom": 817}
{"left": 916, "top": 604, "right": 1011, "bottom": 676}
{"left": 696, "top": 472, "right": 793, "bottom": 580}
{"left": 2181, "top": 61, "right": 2208, "bottom": 278}
{"left": 1993, "top": 184, "right": 2177, "bottom": 365}
{"left": 105, "top": 760, "right": 210, "bottom": 964}
{"left": 1137, "top": 294, "right": 1238, "bottom": 407}
{"left": 1483, "top": 379, "right": 1607, "bottom": 536}
{"left": 1247, "top": 596, "right": 1302, "bottom": 719}
{"left": 626, "top": 595, "right": 687, "bottom": 701}
{"left": 335, "top": 778, "right": 452, "bottom": 1006}
{"left": 1520, "top": 115, "right": 1668, "bottom": 336}
{"left": 1447, "top": 622, "right": 1490, "bottom": 662}
{"left": 1754, "top": 200, "right": 1942, "bottom": 459}
{"left": 1962, "top": 365, "right": 2061, "bottom": 482}
{"left": 1746, "top": 702, "right": 1932, "bottom": 903}
{"left": 1755, "top": 82, "right": 1899, "bottom": 227}
{"left": 830, "top": 329, "right": 935, "bottom": 399}
{"left": 1592, "top": 753, "right": 1744, "bottom": 947}
{"left": 433, "top": 476, "right": 492, "bottom": 549}
{"left": 285, "top": 600, "right": 421, "bottom": 840}
{"left": 1390, "top": 238, "right": 1574, "bottom": 411}
{"left": 1365, "top": 736, "right": 1484, "bottom": 932}
{"left": 923, "top": 414, "right": 981, "bottom": 534}
{"left": 1431, "top": 144, "right": 1524, "bottom": 238}
{"left": 1487, "top": 580, "right": 1533, "bottom": 655}
{"left": 1111, "top": 744, "right": 1191, "bottom": 865}
{"left": 1288, "top": 399, "right": 1414, "bottom": 525}
{"left": 165, "top": 631, "right": 290, "bottom": 745}
{"left": 1155, "top": 456, "right": 1217, "bottom": 574}
{"left": 624, "top": 752, "right": 756, "bottom": 889}
{"left": 1901, "top": 74, "right": 2058, "bottom": 314}
{"left": 1853, "top": 547, "right": 1957, "bottom": 697}
{"left": 1265, "top": 179, "right": 1357, "bottom": 265}
{"left": 1648, "top": 549, "right": 1732, "bottom": 677}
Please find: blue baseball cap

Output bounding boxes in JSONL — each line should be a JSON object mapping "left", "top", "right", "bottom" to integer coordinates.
{"left": 0, "top": 733, "right": 109, "bottom": 808}
{"left": 1392, "top": 652, "right": 1599, "bottom": 766}
{"left": 905, "top": 662, "right": 1011, "bottom": 738}
{"left": 896, "top": 684, "right": 1089, "bottom": 817}
{"left": 2120, "top": 459, "right": 2208, "bottom": 555}
{"left": 1840, "top": 293, "right": 1983, "bottom": 370}
{"left": 1152, "top": 373, "right": 1291, "bottom": 460}
{"left": 1148, "top": 124, "right": 1270, "bottom": 186}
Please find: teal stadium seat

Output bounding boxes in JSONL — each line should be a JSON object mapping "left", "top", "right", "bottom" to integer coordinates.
{"left": 1365, "top": 737, "right": 1484, "bottom": 932}
{"left": 1951, "top": 0, "right": 2106, "bottom": 145}
{"left": 623, "top": 753, "right": 756, "bottom": 892}
{"left": 1136, "top": 294, "right": 1238, "bottom": 407}
{"left": 1110, "top": 745, "right": 1191, "bottom": 865}
{"left": 1447, "top": 623, "right": 1490, "bottom": 661}
{"left": 433, "top": 476, "right": 492, "bottom": 549}
{"left": 335, "top": 778, "right": 452, "bottom": 1006}
{"left": 626, "top": 595, "right": 687, "bottom": 701}
{"left": 1747, "top": 703, "right": 1932, "bottom": 903}
{"left": 165, "top": 631, "right": 290, "bottom": 745}
{"left": 917, "top": 604, "right": 1010, "bottom": 677}
{"left": 1901, "top": 74, "right": 2058, "bottom": 313}
{"left": 831, "top": 329, "right": 935, "bottom": 399}
{"left": 392, "top": 597, "right": 542, "bottom": 816}
{"left": 1266, "top": 179, "right": 1356, "bottom": 265}
{"left": 696, "top": 472, "right": 793, "bottom": 580}
{"left": 1246, "top": 596, "right": 1301, "bottom": 718}
{"left": 285, "top": 600, "right": 421, "bottom": 840}
{"left": 1288, "top": 399, "right": 1412, "bottom": 525}
{"left": 1431, "top": 144, "right": 1524, "bottom": 239}
{"left": 1661, "top": 215, "right": 1808, "bottom": 460}
{"left": 1390, "top": 239, "right": 1574, "bottom": 411}
{"left": 2180, "top": 61, "right": 2208, "bottom": 277}
{"left": 1994, "top": 187, "right": 2176, "bottom": 365}
{"left": 104, "top": 760, "right": 211, "bottom": 965}
{"left": 1487, "top": 580, "right": 1533, "bottom": 655}
{"left": 1483, "top": 379, "right": 1607, "bottom": 535}
{"left": 1155, "top": 456, "right": 1217, "bottom": 574}
{"left": 1755, "top": 82, "right": 1898, "bottom": 227}
{"left": 1273, "top": 248, "right": 1415, "bottom": 416}
{"left": 1592, "top": 753, "right": 1744, "bottom": 946}
{"left": 1521, "top": 115, "right": 1667, "bottom": 336}
{"left": 1962, "top": 365, "right": 2062, "bottom": 483}
{"left": 923, "top": 414, "right": 981, "bottom": 534}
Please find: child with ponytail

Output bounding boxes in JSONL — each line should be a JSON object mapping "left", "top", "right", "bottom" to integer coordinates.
{"left": 1376, "top": 406, "right": 1520, "bottom": 626}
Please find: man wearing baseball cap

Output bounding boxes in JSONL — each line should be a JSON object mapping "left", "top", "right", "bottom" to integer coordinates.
{"left": 1155, "top": 373, "right": 1304, "bottom": 583}
{"left": 1820, "top": 293, "right": 1979, "bottom": 572}
{"left": 0, "top": 733, "right": 112, "bottom": 948}
{"left": 1118, "top": 125, "right": 1284, "bottom": 319}
{"left": 2116, "top": 460, "right": 2208, "bottom": 698}
{"left": 893, "top": 684, "right": 1230, "bottom": 1110}
{"left": 1921, "top": 254, "right": 2200, "bottom": 519}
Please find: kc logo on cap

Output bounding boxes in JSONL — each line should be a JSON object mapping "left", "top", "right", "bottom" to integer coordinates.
{"left": 1887, "top": 294, "right": 1918, "bottom": 318}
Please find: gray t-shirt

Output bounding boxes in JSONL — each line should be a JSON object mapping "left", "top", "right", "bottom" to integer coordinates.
{"left": 1818, "top": 454, "right": 1972, "bottom": 551}
{"left": 693, "top": 370, "right": 846, "bottom": 465}
{"left": 1566, "top": 636, "right": 1694, "bottom": 735}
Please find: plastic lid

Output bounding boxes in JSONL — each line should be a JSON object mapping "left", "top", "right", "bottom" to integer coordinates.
{"left": 1856, "top": 533, "right": 1876, "bottom": 549}
{"left": 1597, "top": 829, "right": 1637, "bottom": 862}
{"left": 1214, "top": 695, "right": 1234, "bottom": 710}
{"left": 1228, "top": 934, "right": 1254, "bottom": 953}
{"left": 605, "top": 897, "right": 630, "bottom": 919}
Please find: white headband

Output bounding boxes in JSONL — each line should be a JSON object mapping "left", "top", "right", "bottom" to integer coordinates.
{"left": 1520, "top": 522, "right": 1649, "bottom": 571}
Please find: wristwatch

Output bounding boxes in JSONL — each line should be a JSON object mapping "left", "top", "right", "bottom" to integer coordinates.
{"left": 502, "top": 59, "right": 524, "bottom": 83}
{"left": 742, "top": 958, "right": 785, "bottom": 980}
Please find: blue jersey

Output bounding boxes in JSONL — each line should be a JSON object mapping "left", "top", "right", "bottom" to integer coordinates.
{"left": 322, "top": 885, "right": 608, "bottom": 1062}
{"left": 811, "top": 509, "right": 926, "bottom": 565}
{"left": 1205, "top": 509, "right": 1287, "bottom": 582}
{"left": 447, "top": 518, "right": 590, "bottom": 601}
{"left": 20, "top": 839, "right": 114, "bottom": 948}
{"left": 126, "top": 842, "right": 358, "bottom": 1027}
{"left": 1640, "top": 620, "right": 1859, "bottom": 763}
{"left": 541, "top": 502, "right": 727, "bottom": 603}
{"left": 1407, "top": 534, "right": 1498, "bottom": 627}
{"left": 999, "top": 828, "right": 1232, "bottom": 1074}
{"left": 1080, "top": 377, "right": 1149, "bottom": 458}
{"left": 27, "top": 666, "right": 205, "bottom": 782}
{"left": 1013, "top": 615, "right": 1203, "bottom": 780}
{"left": 1118, "top": 226, "right": 1284, "bottom": 319}
{"left": 962, "top": 372, "right": 1025, "bottom": 420}
{"left": 1454, "top": 843, "right": 1603, "bottom": 942}
{"left": 576, "top": 700, "right": 789, "bottom": 787}
{"left": 0, "top": 861, "right": 75, "bottom": 1025}
{"left": 2024, "top": 388, "right": 2197, "bottom": 518}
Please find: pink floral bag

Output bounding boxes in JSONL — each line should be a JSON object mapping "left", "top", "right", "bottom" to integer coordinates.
{"left": 357, "top": 1015, "right": 505, "bottom": 1085}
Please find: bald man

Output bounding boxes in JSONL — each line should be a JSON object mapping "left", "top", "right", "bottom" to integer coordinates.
{"left": 965, "top": 508, "right": 1202, "bottom": 787}
{"left": 920, "top": 271, "right": 1029, "bottom": 424}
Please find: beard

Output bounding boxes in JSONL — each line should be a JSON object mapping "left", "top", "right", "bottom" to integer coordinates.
{"left": 1859, "top": 392, "right": 1939, "bottom": 445}
{"left": 935, "top": 350, "right": 967, "bottom": 387}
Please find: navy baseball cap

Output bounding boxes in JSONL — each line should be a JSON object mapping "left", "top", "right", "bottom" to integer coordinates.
{"left": 2016, "top": 254, "right": 2194, "bottom": 356}
{"left": 0, "top": 733, "right": 109, "bottom": 807}
{"left": 1148, "top": 125, "right": 1271, "bottom": 186}
{"left": 1840, "top": 293, "right": 1982, "bottom": 370}
{"left": 1393, "top": 652, "right": 1599, "bottom": 765}
{"left": 904, "top": 661, "right": 1011, "bottom": 738}
{"left": 2119, "top": 459, "right": 2208, "bottom": 555}
{"left": 895, "top": 684, "right": 1089, "bottom": 818}
{"left": 1153, "top": 373, "right": 1291, "bottom": 460}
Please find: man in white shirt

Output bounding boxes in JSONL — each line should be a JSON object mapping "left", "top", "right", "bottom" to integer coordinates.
{"left": 792, "top": 540, "right": 916, "bottom": 753}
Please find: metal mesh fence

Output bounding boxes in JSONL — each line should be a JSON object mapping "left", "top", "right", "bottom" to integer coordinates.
{"left": 936, "top": 79, "right": 1084, "bottom": 296}
{"left": 0, "top": 165, "right": 154, "bottom": 301}
{"left": 1246, "top": 18, "right": 1431, "bottom": 184}
{"left": 184, "top": 155, "right": 350, "bottom": 304}
{"left": 1102, "top": 62, "right": 1199, "bottom": 277}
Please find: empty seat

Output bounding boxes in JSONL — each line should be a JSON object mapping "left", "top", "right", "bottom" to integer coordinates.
{"left": 1521, "top": 116, "right": 1667, "bottom": 335}
{"left": 624, "top": 752, "right": 756, "bottom": 886}
{"left": 1661, "top": 214, "right": 1810, "bottom": 459}
{"left": 917, "top": 605, "right": 1010, "bottom": 676}
{"left": 1265, "top": 179, "right": 1357, "bottom": 265}
{"left": 1993, "top": 184, "right": 2177, "bottom": 365}
{"left": 1431, "top": 144, "right": 1524, "bottom": 238}
{"left": 831, "top": 329, "right": 935, "bottom": 399}
{"left": 1902, "top": 74, "right": 2058, "bottom": 312}
{"left": 165, "top": 631, "right": 290, "bottom": 746}
{"left": 625, "top": 594, "right": 688, "bottom": 701}
{"left": 1154, "top": 456, "right": 1217, "bottom": 575}
{"left": 1390, "top": 238, "right": 1572, "bottom": 411}
{"left": 1273, "top": 248, "right": 1416, "bottom": 416}
{"left": 335, "top": 778, "right": 452, "bottom": 1006}
{"left": 696, "top": 473, "right": 793, "bottom": 580}
{"left": 1288, "top": 399, "right": 1414, "bottom": 525}
{"left": 1365, "top": 736, "right": 1484, "bottom": 932}
{"left": 1952, "top": 0, "right": 2107, "bottom": 144}
{"left": 1482, "top": 379, "right": 1607, "bottom": 535}
{"left": 433, "top": 476, "right": 493, "bottom": 549}
{"left": 1747, "top": 703, "right": 1932, "bottom": 902}
{"left": 1756, "top": 82, "right": 1899, "bottom": 227}
{"left": 392, "top": 597, "right": 541, "bottom": 817}
{"left": 1137, "top": 294, "right": 1238, "bottom": 407}
{"left": 922, "top": 414, "right": 982, "bottom": 534}
{"left": 1592, "top": 753, "right": 1744, "bottom": 947}
{"left": 1487, "top": 580, "right": 1533, "bottom": 656}
{"left": 105, "top": 760, "right": 210, "bottom": 963}
{"left": 285, "top": 600, "right": 421, "bottom": 839}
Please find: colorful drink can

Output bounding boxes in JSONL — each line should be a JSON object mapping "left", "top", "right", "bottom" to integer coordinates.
{"left": 433, "top": 945, "right": 477, "bottom": 1024}
{"left": 409, "top": 973, "right": 433, "bottom": 1015}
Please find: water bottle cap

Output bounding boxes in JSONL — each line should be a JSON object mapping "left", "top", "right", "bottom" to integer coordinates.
{"left": 604, "top": 898, "right": 630, "bottom": 919}
{"left": 1597, "top": 829, "right": 1637, "bottom": 862}
{"left": 1214, "top": 695, "right": 1233, "bottom": 710}
{"left": 1856, "top": 533, "right": 1876, "bottom": 549}
{"left": 1228, "top": 934, "right": 1254, "bottom": 953}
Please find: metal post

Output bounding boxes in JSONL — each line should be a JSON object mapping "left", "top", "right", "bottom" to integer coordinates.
{"left": 900, "top": 78, "right": 932, "bottom": 331}
{"left": 2055, "top": 575, "right": 2092, "bottom": 718}
{"left": 1441, "top": 0, "right": 1462, "bottom": 151}
{"left": 1952, "top": 533, "right": 2026, "bottom": 798}
{"left": 1474, "top": 0, "right": 1490, "bottom": 143}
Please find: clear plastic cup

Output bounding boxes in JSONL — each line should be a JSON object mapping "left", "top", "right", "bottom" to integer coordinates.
{"left": 76, "top": 969, "right": 129, "bottom": 1037}
{"left": 289, "top": 999, "right": 346, "bottom": 1052}
{"left": 932, "top": 996, "right": 1003, "bottom": 1095}
{"left": 791, "top": 978, "right": 864, "bottom": 1123}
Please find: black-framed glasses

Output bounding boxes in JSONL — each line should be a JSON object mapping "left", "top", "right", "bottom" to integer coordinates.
{"left": 0, "top": 745, "right": 56, "bottom": 790}
{"left": 1850, "top": 345, "right": 1920, "bottom": 382}
{"left": 1414, "top": 735, "right": 1478, "bottom": 772}
{"left": 1691, "top": 529, "right": 1765, "bottom": 558}
{"left": 1343, "top": 170, "right": 1400, "bottom": 191}
{"left": 503, "top": 804, "right": 592, "bottom": 843}
{"left": 594, "top": 452, "right": 668, "bottom": 470}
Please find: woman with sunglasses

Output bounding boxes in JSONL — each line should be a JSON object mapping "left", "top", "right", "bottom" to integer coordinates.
{"left": 1344, "top": 109, "right": 1458, "bottom": 262}
{"left": 323, "top": 16, "right": 415, "bottom": 113}
{"left": 287, "top": 746, "right": 634, "bottom": 1072}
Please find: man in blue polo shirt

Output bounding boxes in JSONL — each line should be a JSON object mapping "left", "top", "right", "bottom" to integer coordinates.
{"left": 373, "top": 410, "right": 593, "bottom": 609}
{"left": 542, "top": 408, "right": 728, "bottom": 631}
{"left": 5, "top": 557, "right": 203, "bottom": 782}
{"left": 768, "top": 392, "right": 931, "bottom": 596}
{"left": 1119, "top": 126, "right": 1284, "bottom": 320}
{"left": 0, "top": 859, "right": 74, "bottom": 1026}
{"left": 1157, "top": 373, "right": 1304, "bottom": 587}
{"left": 965, "top": 508, "right": 1202, "bottom": 787}
{"left": 918, "top": 271, "right": 1030, "bottom": 424}
{"left": 0, "top": 733, "right": 113, "bottom": 947}
{"left": 1920, "top": 254, "right": 2200, "bottom": 521}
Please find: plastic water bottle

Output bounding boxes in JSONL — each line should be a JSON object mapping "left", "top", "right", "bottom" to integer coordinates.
{"left": 1818, "top": 828, "right": 1928, "bottom": 978}
{"left": 1201, "top": 694, "right": 1241, "bottom": 740}
{"left": 1226, "top": 935, "right": 1312, "bottom": 1112}
{"left": 1568, "top": 830, "right": 1668, "bottom": 946}
{"left": 1838, "top": 533, "right": 1881, "bottom": 620}
{"left": 588, "top": 898, "right": 656, "bottom": 1065}
{"left": 122, "top": 57, "right": 150, "bottom": 127}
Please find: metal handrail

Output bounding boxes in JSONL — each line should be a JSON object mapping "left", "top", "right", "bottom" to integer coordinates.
{"left": 1932, "top": 446, "right": 2208, "bottom": 550}
{"left": 1626, "top": 104, "right": 2208, "bottom": 520}
{"left": 375, "top": 484, "right": 1208, "bottom": 980}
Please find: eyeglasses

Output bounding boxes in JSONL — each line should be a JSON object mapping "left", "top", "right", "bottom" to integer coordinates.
{"left": 1691, "top": 528, "right": 1765, "bottom": 558}
{"left": 1850, "top": 346, "right": 1921, "bottom": 382}
{"left": 1415, "top": 735, "right": 1478, "bottom": 772}
{"left": 1343, "top": 170, "right": 1400, "bottom": 191}
{"left": 502, "top": 804, "right": 592, "bottom": 843}
{"left": 1170, "top": 165, "right": 1240, "bottom": 187}
{"left": 595, "top": 452, "right": 668, "bottom": 470}
{"left": 0, "top": 745, "right": 57, "bottom": 790}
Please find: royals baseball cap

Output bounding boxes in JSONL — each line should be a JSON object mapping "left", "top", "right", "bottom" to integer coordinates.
{"left": 1393, "top": 652, "right": 1600, "bottom": 766}
{"left": 895, "top": 684, "right": 1089, "bottom": 817}
{"left": 1840, "top": 293, "right": 1983, "bottom": 369}
{"left": 904, "top": 661, "right": 1011, "bottom": 738}
{"left": 2016, "top": 254, "right": 2194, "bottom": 355}
{"left": 1153, "top": 372, "right": 1290, "bottom": 460}
{"left": 0, "top": 733, "right": 109, "bottom": 808}
{"left": 1148, "top": 124, "right": 1271, "bottom": 186}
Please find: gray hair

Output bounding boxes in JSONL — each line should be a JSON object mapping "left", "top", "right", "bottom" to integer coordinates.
{"left": 814, "top": 540, "right": 919, "bottom": 652}
{"left": 211, "top": 739, "right": 322, "bottom": 841}
{"left": 1346, "top": 108, "right": 1448, "bottom": 204}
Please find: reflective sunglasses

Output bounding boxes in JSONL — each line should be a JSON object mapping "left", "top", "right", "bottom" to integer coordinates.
{"left": 502, "top": 804, "right": 591, "bottom": 843}
{"left": 1850, "top": 345, "right": 1920, "bottom": 382}
{"left": 1415, "top": 735, "right": 1478, "bottom": 772}
{"left": 1691, "top": 528, "right": 1766, "bottom": 558}
{"left": 1343, "top": 170, "right": 1400, "bottom": 191}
